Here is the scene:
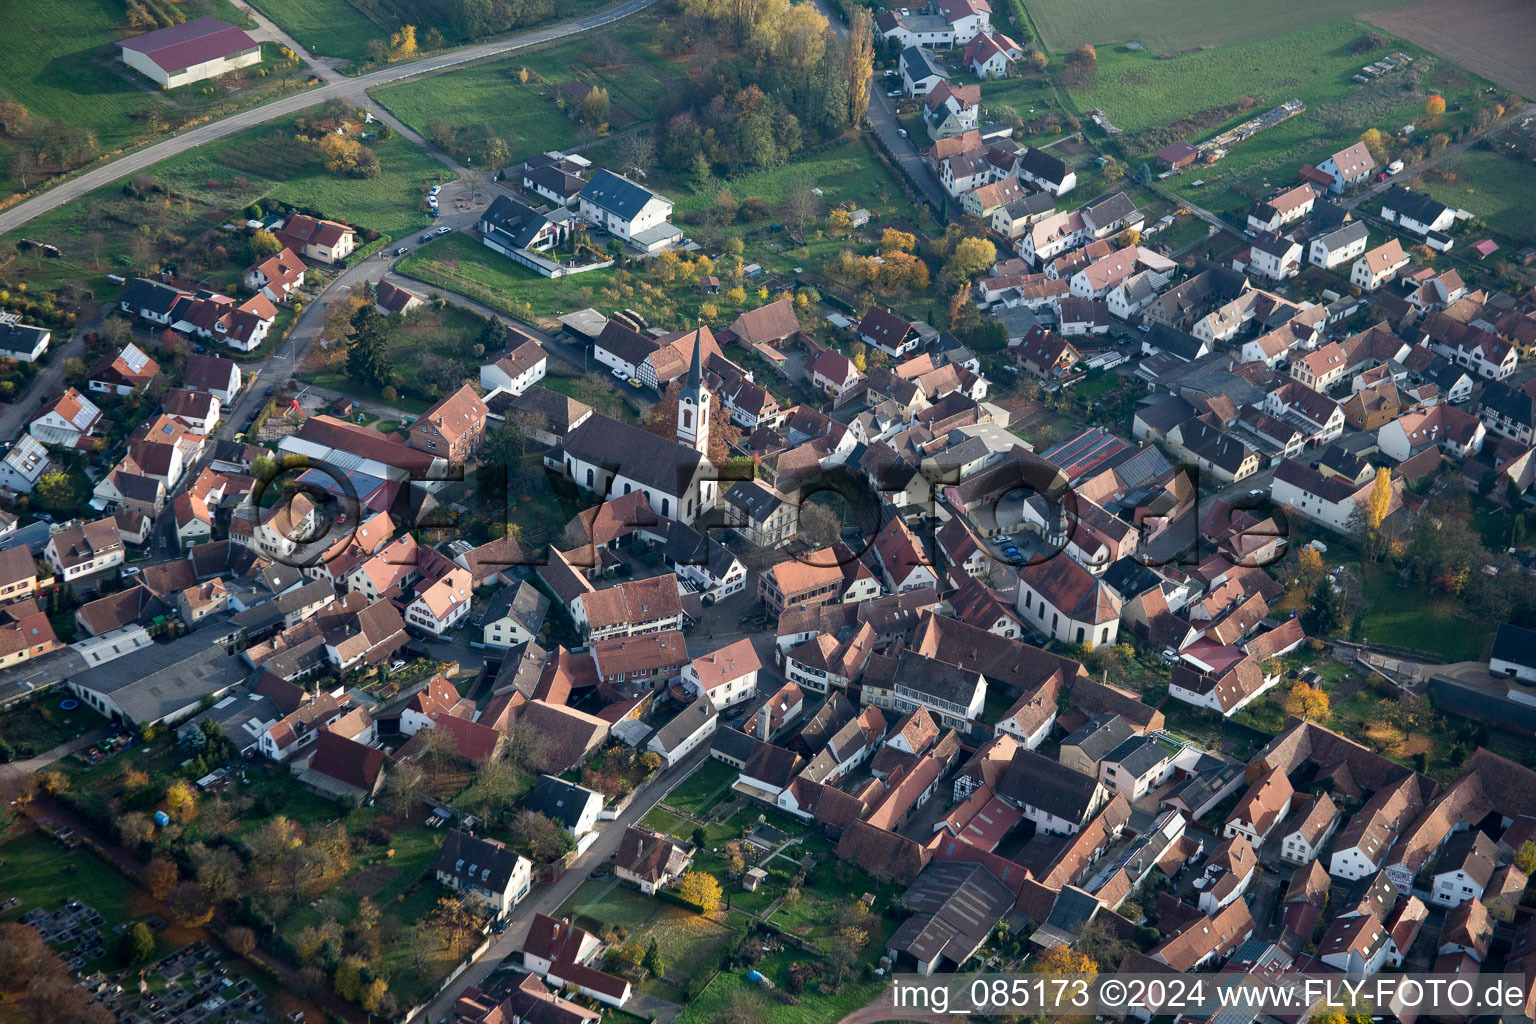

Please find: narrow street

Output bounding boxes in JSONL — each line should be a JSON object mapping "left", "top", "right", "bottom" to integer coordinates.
{"left": 408, "top": 746, "right": 712, "bottom": 1024}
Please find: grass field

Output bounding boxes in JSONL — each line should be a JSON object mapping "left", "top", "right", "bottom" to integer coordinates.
{"left": 660, "top": 759, "right": 741, "bottom": 818}
{"left": 305, "top": 300, "right": 491, "bottom": 407}
{"left": 0, "top": 0, "right": 310, "bottom": 197}
{"left": 1026, "top": 0, "right": 1414, "bottom": 51}
{"left": 558, "top": 879, "right": 739, "bottom": 994}
{"left": 1358, "top": 563, "right": 1494, "bottom": 661}
{"left": 372, "top": 16, "right": 686, "bottom": 161}
{"left": 673, "top": 945, "right": 887, "bottom": 1024}
{"left": 1061, "top": 22, "right": 1492, "bottom": 218}
{"left": 245, "top": 0, "right": 382, "bottom": 63}
{"left": 1414, "top": 146, "right": 1536, "bottom": 243}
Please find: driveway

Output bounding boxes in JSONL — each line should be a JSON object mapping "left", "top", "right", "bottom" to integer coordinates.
{"left": 0, "top": 0, "right": 659, "bottom": 237}
{"left": 0, "top": 302, "right": 110, "bottom": 449}
{"left": 406, "top": 746, "right": 712, "bottom": 1024}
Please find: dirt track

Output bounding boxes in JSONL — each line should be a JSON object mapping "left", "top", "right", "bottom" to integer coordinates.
{"left": 1367, "top": 0, "right": 1536, "bottom": 98}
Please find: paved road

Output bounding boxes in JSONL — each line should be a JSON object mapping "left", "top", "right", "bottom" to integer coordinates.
{"left": 408, "top": 746, "right": 712, "bottom": 1024}
{"left": 0, "top": 0, "right": 658, "bottom": 238}
{"left": 1342, "top": 102, "right": 1536, "bottom": 212}
{"left": 813, "top": 0, "right": 946, "bottom": 215}
{"left": 0, "top": 303, "right": 109, "bottom": 445}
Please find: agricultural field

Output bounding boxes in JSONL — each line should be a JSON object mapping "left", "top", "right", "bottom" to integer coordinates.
{"left": 1413, "top": 146, "right": 1536, "bottom": 244}
{"left": 0, "top": 1, "right": 313, "bottom": 199}
{"left": 1060, "top": 21, "right": 1494, "bottom": 218}
{"left": 1368, "top": 0, "right": 1536, "bottom": 98}
{"left": 1024, "top": 0, "right": 1415, "bottom": 51}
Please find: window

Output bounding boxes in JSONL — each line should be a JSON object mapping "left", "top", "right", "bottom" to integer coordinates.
{"left": 1076, "top": 627, "right": 1085, "bottom": 644}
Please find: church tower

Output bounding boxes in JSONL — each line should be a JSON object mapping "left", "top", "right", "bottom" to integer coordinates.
{"left": 676, "top": 326, "right": 711, "bottom": 456}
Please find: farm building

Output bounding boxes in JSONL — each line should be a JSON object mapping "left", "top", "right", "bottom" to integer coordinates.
{"left": 118, "top": 18, "right": 262, "bottom": 89}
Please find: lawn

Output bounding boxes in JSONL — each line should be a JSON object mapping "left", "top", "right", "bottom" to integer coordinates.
{"left": 1414, "top": 146, "right": 1536, "bottom": 244}
{"left": 1060, "top": 22, "right": 1491, "bottom": 218}
{"left": 641, "top": 806, "right": 691, "bottom": 835}
{"left": 398, "top": 137, "right": 934, "bottom": 331}
{"left": 371, "top": 15, "right": 686, "bottom": 161}
{"left": 1025, "top": 0, "right": 1417, "bottom": 50}
{"left": 673, "top": 945, "right": 887, "bottom": 1024}
{"left": 0, "top": 831, "right": 141, "bottom": 936}
{"left": 245, "top": 0, "right": 382, "bottom": 63}
{"left": 660, "top": 759, "right": 742, "bottom": 819}
{"left": 1357, "top": 562, "right": 1493, "bottom": 662}
{"left": 0, "top": 691, "right": 108, "bottom": 759}
{"left": 0, "top": 0, "right": 311, "bottom": 197}
{"left": 558, "top": 879, "right": 741, "bottom": 995}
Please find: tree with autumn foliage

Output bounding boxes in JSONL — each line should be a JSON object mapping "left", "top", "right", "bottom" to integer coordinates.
{"left": 677, "top": 870, "right": 723, "bottom": 913}
{"left": 1366, "top": 467, "right": 1393, "bottom": 531}
{"left": 847, "top": 8, "right": 875, "bottom": 125}
{"left": 1284, "top": 681, "right": 1331, "bottom": 722}
{"left": 1425, "top": 94, "right": 1446, "bottom": 116}
{"left": 1033, "top": 945, "right": 1098, "bottom": 975}
{"left": 1065, "top": 44, "right": 1097, "bottom": 79}
{"left": 642, "top": 386, "right": 743, "bottom": 464}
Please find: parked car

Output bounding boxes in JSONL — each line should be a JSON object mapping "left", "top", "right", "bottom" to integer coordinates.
{"left": 395, "top": 247, "right": 409, "bottom": 255}
{"left": 420, "top": 233, "right": 434, "bottom": 243}
{"left": 611, "top": 366, "right": 628, "bottom": 379}
{"left": 429, "top": 185, "right": 441, "bottom": 196}
{"left": 436, "top": 226, "right": 451, "bottom": 234}
{"left": 897, "top": 128, "right": 908, "bottom": 137}
{"left": 626, "top": 377, "right": 643, "bottom": 388}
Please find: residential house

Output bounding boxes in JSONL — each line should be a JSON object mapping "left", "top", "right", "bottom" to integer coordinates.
{"left": 1224, "top": 767, "right": 1294, "bottom": 845}
{"left": 646, "top": 698, "right": 717, "bottom": 767}
{"left": 1378, "top": 404, "right": 1485, "bottom": 462}
{"left": 1244, "top": 234, "right": 1304, "bottom": 281}
{"left": 1430, "top": 830, "right": 1499, "bottom": 908}
{"left": 1247, "top": 185, "right": 1316, "bottom": 233}
{"left": 1352, "top": 239, "right": 1410, "bottom": 292}
{"left": 1280, "top": 793, "right": 1341, "bottom": 865}
{"left": 0, "top": 435, "right": 49, "bottom": 494}
{"left": 809, "top": 348, "right": 864, "bottom": 400}
{"left": 87, "top": 343, "right": 159, "bottom": 395}
{"left": 1097, "top": 735, "right": 1175, "bottom": 801}
{"left": 682, "top": 637, "right": 761, "bottom": 710}
{"left": 590, "top": 630, "right": 689, "bottom": 689}
{"left": 410, "top": 384, "right": 488, "bottom": 464}
{"left": 1309, "top": 220, "right": 1370, "bottom": 269}
{"left": 481, "top": 581, "right": 550, "bottom": 651}
{"left": 182, "top": 353, "right": 242, "bottom": 404}
{"left": 243, "top": 248, "right": 306, "bottom": 303}
{"left": 373, "top": 280, "right": 423, "bottom": 316}
{"left": 859, "top": 307, "right": 923, "bottom": 357}
{"left": 577, "top": 169, "right": 681, "bottom": 252}
{"left": 900, "top": 45, "right": 949, "bottom": 96}
{"left": 478, "top": 194, "right": 573, "bottom": 274}
{"left": 1016, "top": 148, "right": 1076, "bottom": 196}
{"left": 43, "top": 517, "right": 124, "bottom": 582}
{"left": 480, "top": 337, "right": 548, "bottom": 397}
{"left": 613, "top": 826, "right": 693, "bottom": 894}
{"left": 1381, "top": 186, "right": 1455, "bottom": 236}
{"left": 1316, "top": 141, "right": 1376, "bottom": 193}
{"left": 964, "top": 30, "right": 1021, "bottom": 78}
{"left": 435, "top": 830, "right": 532, "bottom": 916}
{"left": 0, "top": 320, "right": 49, "bottom": 362}
{"left": 526, "top": 775, "right": 605, "bottom": 837}
{"left": 275, "top": 214, "right": 356, "bottom": 264}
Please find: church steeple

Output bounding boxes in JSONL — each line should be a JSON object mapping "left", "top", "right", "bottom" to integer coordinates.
{"left": 676, "top": 325, "right": 711, "bottom": 456}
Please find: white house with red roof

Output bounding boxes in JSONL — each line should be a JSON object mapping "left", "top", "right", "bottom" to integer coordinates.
{"left": 936, "top": 0, "right": 991, "bottom": 43}
{"left": 31, "top": 388, "right": 103, "bottom": 448}
{"left": 964, "top": 30, "right": 1022, "bottom": 78}
{"left": 243, "top": 248, "right": 306, "bottom": 303}
{"left": 1316, "top": 141, "right": 1376, "bottom": 194}
{"left": 681, "top": 637, "right": 761, "bottom": 710}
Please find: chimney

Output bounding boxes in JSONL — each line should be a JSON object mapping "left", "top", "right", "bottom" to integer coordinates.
{"left": 757, "top": 704, "right": 771, "bottom": 740}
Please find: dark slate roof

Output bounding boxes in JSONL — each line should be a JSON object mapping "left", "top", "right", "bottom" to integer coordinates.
{"left": 561, "top": 413, "right": 709, "bottom": 497}
{"left": 525, "top": 774, "right": 602, "bottom": 828}
{"left": 437, "top": 830, "right": 525, "bottom": 891}
{"left": 1143, "top": 323, "right": 1205, "bottom": 362}
{"left": 997, "top": 747, "right": 1103, "bottom": 823}
{"left": 481, "top": 194, "right": 561, "bottom": 250}
{"left": 1313, "top": 220, "right": 1368, "bottom": 251}
{"left": 711, "top": 726, "right": 757, "bottom": 763}
{"left": 901, "top": 45, "right": 947, "bottom": 83}
{"left": 1061, "top": 712, "right": 1134, "bottom": 762}
{"left": 121, "top": 277, "right": 185, "bottom": 316}
{"left": 579, "top": 169, "right": 667, "bottom": 221}
{"left": 1491, "top": 624, "right": 1536, "bottom": 670}
{"left": 1018, "top": 147, "right": 1070, "bottom": 187}
{"left": 1103, "top": 734, "right": 1169, "bottom": 776}
{"left": 1382, "top": 185, "right": 1452, "bottom": 225}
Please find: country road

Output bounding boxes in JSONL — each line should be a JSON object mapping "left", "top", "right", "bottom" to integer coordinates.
{"left": 0, "top": 0, "right": 657, "bottom": 237}
{"left": 1343, "top": 101, "right": 1536, "bottom": 211}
